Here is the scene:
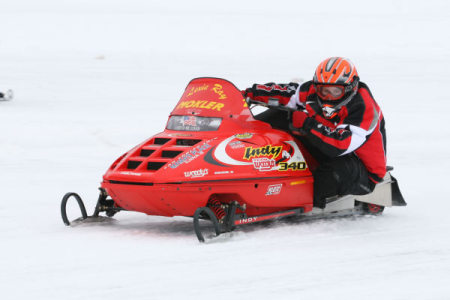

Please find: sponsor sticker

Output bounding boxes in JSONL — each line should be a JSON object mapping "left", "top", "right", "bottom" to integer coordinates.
{"left": 252, "top": 157, "right": 276, "bottom": 171}
{"left": 214, "top": 170, "right": 234, "bottom": 175}
{"left": 234, "top": 133, "right": 253, "bottom": 139}
{"left": 183, "top": 116, "right": 197, "bottom": 127}
{"left": 167, "top": 140, "right": 213, "bottom": 169}
{"left": 119, "top": 171, "right": 142, "bottom": 176}
{"left": 184, "top": 168, "right": 208, "bottom": 178}
{"left": 229, "top": 141, "right": 245, "bottom": 149}
{"left": 266, "top": 184, "right": 282, "bottom": 196}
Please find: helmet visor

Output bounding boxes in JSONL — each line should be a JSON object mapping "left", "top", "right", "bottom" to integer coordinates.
{"left": 316, "top": 85, "right": 345, "bottom": 101}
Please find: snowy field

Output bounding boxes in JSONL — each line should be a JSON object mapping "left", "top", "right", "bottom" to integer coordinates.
{"left": 1, "top": 0, "right": 450, "bottom": 299}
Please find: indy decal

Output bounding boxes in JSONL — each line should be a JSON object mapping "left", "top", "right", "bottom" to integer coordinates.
{"left": 243, "top": 145, "right": 282, "bottom": 160}
{"left": 234, "top": 209, "right": 302, "bottom": 225}
{"left": 236, "top": 217, "right": 258, "bottom": 225}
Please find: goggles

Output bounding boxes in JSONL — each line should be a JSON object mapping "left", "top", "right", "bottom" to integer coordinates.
{"left": 315, "top": 84, "right": 346, "bottom": 101}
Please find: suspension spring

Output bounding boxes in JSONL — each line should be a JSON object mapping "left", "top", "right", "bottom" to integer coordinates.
{"left": 207, "top": 197, "right": 226, "bottom": 221}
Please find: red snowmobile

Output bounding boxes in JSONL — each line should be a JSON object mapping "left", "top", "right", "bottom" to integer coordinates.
{"left": 61, "top": 77, "right": 406, "bottom": 242}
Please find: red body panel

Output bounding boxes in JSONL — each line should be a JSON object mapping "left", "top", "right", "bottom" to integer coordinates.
{"left": 101, "top": 78, "right": 314, "bottom": 217}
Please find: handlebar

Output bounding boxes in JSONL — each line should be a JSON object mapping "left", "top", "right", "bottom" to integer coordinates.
{"left": 246, "top": 97, "right": 296, "bottom": 112}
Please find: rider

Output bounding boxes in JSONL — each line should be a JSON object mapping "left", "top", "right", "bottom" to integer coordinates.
{"left": 243, "top": 57, "right": 386, "bottom": 208}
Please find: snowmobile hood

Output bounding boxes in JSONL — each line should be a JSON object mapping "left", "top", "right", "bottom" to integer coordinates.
{"left": 102, "top": 130, "right": 310, "bottom": 184}
{"left": 102, "top": 77, "right": 311, "bottom": 185}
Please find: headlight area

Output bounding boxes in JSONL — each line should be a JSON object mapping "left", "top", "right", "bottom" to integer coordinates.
{"left": 166, "top": 115, "right": 222, "bottom": 131}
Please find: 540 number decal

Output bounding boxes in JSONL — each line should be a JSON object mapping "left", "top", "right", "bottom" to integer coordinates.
{"left": 279, "top": 162, "right": 307, "bottom": 171}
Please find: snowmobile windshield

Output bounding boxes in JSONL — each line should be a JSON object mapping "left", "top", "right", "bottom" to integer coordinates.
{"left": 171, "top": 78, "right": 249, "bottom": 118}
{"left": 166, "top": 115, "right": 222, "bottom": 131}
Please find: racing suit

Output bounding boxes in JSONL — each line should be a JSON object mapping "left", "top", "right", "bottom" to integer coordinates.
{"left": 244, "top": 81, "right": 387, "bottom": 207}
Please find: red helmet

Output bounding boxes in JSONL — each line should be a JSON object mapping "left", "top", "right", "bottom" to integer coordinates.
{"left": 313, "top": 57, "right": 359, "bottom": 118}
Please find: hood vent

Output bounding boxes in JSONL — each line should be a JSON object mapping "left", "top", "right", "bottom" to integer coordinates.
{"left": 154, "top": 138, "right": 171, "bottom": 145}
{"left": 176, "top": 139, "right": 201, "bottom": 146}
{"left": 147, "top": 161, "right": 166, "bottom": 170}
{"left": 161, "top": 150, "right": 183, "bottom": 158}
{"left": 116, "top": 137, "right": 206, "bottom": 174}
{"left": 140, "top": 149, "right": 155, "bottom": 157}
{"left": 127, "top": 160, "right": 142, "bottom": 169}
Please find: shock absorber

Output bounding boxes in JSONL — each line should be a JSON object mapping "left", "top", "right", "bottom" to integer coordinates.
{"left": 207, "top": 196, "right": 226, "bottom": 221}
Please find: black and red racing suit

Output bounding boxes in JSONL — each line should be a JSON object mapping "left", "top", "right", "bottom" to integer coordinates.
{"left": 245, "top": 80, "right": 387, "bottom": 185}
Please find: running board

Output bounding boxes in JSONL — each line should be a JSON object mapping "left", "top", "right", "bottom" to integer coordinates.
{"left": 310, "top": 195, "right": 355, "bottom": 216}
{"left": 355, "top": 172, "right": 407, "bottom": 207}
{"left": 311, "top": 172, "right": 407, "bottom": 211}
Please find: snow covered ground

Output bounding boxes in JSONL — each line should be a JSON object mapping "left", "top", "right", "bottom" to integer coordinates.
{"left": 1, "top": 0, "right": 450, "bottom": 299}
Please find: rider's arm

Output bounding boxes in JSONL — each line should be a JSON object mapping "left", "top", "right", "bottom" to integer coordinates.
{"left": 297, "top": 91, "right": 380, "bottom": 158}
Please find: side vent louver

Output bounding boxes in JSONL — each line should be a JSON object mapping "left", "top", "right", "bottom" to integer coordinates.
{"left": 176, "top": 139, "right": 201, "bottom": 146}
{"left": 154, "top": 138, "right": 171, "bottom": 145}
{"left": 140, "top": 149, "right": 155, "bottom": 157}
{"left": 161, "top": 150, "right": 183, "bottom": 158}
{"left": 120, "top": 137, "right": 203, "bottom": 173}
{"left": 127, "top": 161, "right": 142, "bottom": 169}
{"left": 147, "top": 162, "right": 166, "bottom": 171}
